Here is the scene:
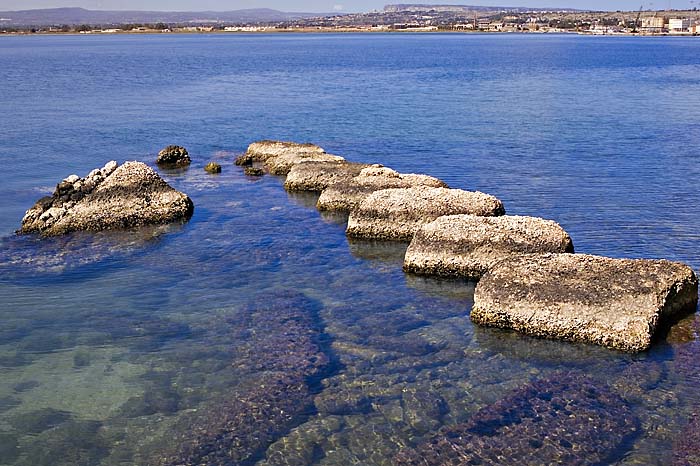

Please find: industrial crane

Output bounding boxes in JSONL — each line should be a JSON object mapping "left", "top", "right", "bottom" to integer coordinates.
{"left": 633, "top": 5, "right": 644, "bottom": 32}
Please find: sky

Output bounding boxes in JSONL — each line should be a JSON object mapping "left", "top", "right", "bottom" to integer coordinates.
{"left": 0, "top": 0, "right": 696, "bottom": 12}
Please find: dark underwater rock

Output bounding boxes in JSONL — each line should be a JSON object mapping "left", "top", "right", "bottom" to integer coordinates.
{"left": 673, "top": 410, "right": 700, "bottom": 466}
{"left": 154, "top": 291, "right": 331, "bottom": 466}
{"left": 157, "top": 145, "right": 191, "bottom": 167}
{"left": 9, "top": 407, "right": 72, "bottom": 434}
{"left": 0, "top": 433, "right": 20, "bottom": 464}
{"left": 17, "top": 419, "right": 109, "bottom": 466}
{"left": 394, "top": 373, "right": 638, "bottom": 466}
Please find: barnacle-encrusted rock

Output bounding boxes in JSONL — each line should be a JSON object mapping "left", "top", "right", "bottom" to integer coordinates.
{"left": 204, "top": 162, "right": 221, "bottom": 174}
{"left": 245, "top": 140, "right": 327, "bottom": 163}
{"left": 404, "top": 214, "right": 574, "bottom": 279}
{"left": 240, "top": 140, "right": 343, "bottom": 176}
{"left": 19, "top": 161, "right": 194, "bottom": 236}
{"left": 346, "top": 186, "right": 505, "bottom": 241}
{"left": 156, "top": 145, "right": 191, "bottom": 167}
{"left": 472, "top": 254, "right": 698, "bottom": 352}
{"left": 284, "top": 160, "right": 371, "bottom": 192}
{"left": 317, "top": 165, "right": 447, "bottom": 212}
{"left": 156, "top": 291, "right": 330, "bottom": 466}
{"left": 394, "top": 373, "right": 638, "bottom": 466}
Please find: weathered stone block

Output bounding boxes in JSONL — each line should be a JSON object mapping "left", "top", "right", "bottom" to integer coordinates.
{"left": 346, "top": 186, "right": 505, "bottom": 241}
{"left": 472, "top": 253, "right": 698, "bottom": 352}
{"left": 284, "top": 160, "right": 370, "bottom": 192}
{"left": 404, "top": 214, "right": 573, "bottom": 279}
{"left": 317, "top": 165, "right": 447, "bottom": 212}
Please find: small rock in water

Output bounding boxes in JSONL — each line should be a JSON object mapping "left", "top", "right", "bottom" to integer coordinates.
{"left": 156, "top": 145, "right": 191, "bottom": 167}
{"left": 204, "top": 162, "right": 222, "bottom": 174}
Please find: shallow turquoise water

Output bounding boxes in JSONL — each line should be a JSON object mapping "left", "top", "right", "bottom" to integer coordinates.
{"left": 0, "top": 33, "right": 699, "bottom": 465}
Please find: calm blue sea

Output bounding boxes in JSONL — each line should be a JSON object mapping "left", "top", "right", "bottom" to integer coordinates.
{"left": 0, "top": 33, "right": 699, "bottom": 465}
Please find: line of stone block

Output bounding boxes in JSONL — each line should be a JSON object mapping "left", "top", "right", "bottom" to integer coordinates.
{"left": 238, "top": 139, "right": 698, "bottom": 352}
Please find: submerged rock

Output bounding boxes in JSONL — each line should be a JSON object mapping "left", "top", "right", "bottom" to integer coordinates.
{"left": 673, "top": 411, "right": 700, "bottom": 466}
{"left": 155, "top": 291, "right": 331, "bottom": 466}
{"left": 395, "top": 373, "right": 638, "bottom": 466}
{"left": 204, "top": 162, "right": 222, "bottom": 174}
{"left": 317, "top": 165, "right": 447, "bottom": 212}
{"left": 472, "top": 254, "right": 698, "bottom": 352}
{"left": 157, "top": 145, "right": 191, "bottom": 167}
{"left": 404, "top": 214, "right": 574, "bottom": 279}
{"left": 18, "top": 161, "right": 194, "bottom": 236}
{"left": 284, "top": 160, "right": 370, "bottom": 192}
{"left": 346, "top": 186, "right": 505, "bottom": 241}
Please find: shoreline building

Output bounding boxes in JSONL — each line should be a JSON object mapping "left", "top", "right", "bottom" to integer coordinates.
{"left": 669, "top": 18, "right": 692, "bottom": 33}
{"left": 640, "top": 16, "right": 666, "bottom": 33}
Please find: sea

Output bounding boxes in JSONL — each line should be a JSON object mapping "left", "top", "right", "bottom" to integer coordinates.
{"left": 0, "top": 33, "right": 699, "bottom": 465}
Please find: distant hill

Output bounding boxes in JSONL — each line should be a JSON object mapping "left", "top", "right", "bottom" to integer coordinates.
{"left": 383, "top": 4, "right": 582, "bottom": 13}
{"left": 0, "top": 7, "right": 327, "bottom": 26}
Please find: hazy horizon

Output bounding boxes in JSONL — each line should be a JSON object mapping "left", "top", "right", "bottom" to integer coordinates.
{"left": 0, "top": 0, "right": 696, "bottom": 13}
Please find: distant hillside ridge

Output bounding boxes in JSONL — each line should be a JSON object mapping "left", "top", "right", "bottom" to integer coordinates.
{"left": 0, "top": 7, "right": 329, "bottom": 26}
{"left": 383, "top": 4, "right": 583, "bottom": 13}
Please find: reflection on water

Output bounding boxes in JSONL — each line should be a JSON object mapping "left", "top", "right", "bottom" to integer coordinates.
{"left": 0, "top": 33, "right": 699, "bottom": 465}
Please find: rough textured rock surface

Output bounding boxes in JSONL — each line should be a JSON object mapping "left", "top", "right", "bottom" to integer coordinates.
{"left": 472, "top": 254, "right": 698, "bottom": 352}
{"left": 244, "top": 140, "right": 327, "bottom": 163}
{"left": 204, "top": 162, "right": 221, "bottom": 174}
{"left": 156, "top": 291, "right": 330, "bottom": 466}
{"left": 346, "top": 186, "right": 505, "bottom": 241}
{"left": 156, "top": 145, "right": 191, "bottom": 167}
{"left": 284, "top": 161, "right": 371, "bottom": 192}
{"left": 237, "top": 140, "right": 342, "bottom": 175}
{"left": 394, "top": 373, "right": 638, "bottom": 466}
{"left": 404, "top": 214, "right": 574, "bottom": 279}
{"left": 317, "top": 165, "right": 447, "bottom": 212}
{"left": 19, "top": 161, "right": 194, "bottom": 236}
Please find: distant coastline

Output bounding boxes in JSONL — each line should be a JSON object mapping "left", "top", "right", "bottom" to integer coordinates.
{"left": 1, "top": 5, "right": 699, "bottom": 37}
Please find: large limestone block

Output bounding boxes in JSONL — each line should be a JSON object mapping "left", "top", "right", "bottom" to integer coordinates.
{"left": 317, "top": 166, "right": 447, "bottom": 212}
{"left": 472, "top": 253, "right": 698, "bottom": 352}
{"left": 238, "top": 140, "right": 343, "bottom": 175}
{"left": 243, "top": 140, "right": 326, "bottom": 163}
{"left": 404, "top": 214, "right": 573, "bottom": 279}
{"left": 19, "top": 161, "right": 194, "bottom": 236}
{"left": 346, "top": 186, "right": 505, "bottom": 241}
{"left": 284, "top": 161, "right": 370, "bottom": 192}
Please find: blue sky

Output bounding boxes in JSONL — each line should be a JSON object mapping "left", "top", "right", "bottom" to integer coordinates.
{"left": 0, "top": 0, "right": 695, "bottom": 12}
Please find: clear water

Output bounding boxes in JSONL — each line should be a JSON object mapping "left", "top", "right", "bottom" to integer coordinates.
{"left": 0, "top": 33, "right": 699, "bottom": 465}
